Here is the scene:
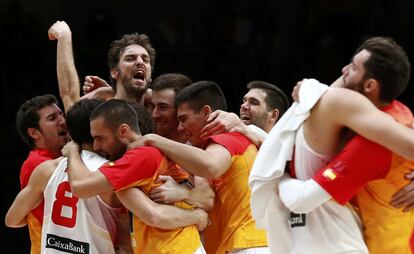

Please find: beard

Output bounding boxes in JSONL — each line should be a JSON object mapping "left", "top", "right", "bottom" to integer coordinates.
{"left": 345, "top": 78, "right": 366, "bottom": 95}
{"left": 120, "top": 75, "right": 149, "bottom": 97}
{"left": 108, "top": 141, "right": 127, "bottom": 161}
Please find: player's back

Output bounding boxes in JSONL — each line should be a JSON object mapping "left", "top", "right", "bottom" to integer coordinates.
{"left": 290, "top": 124, "right": 368, "bottom": 254}
{"left": 203, "top": 132, "right": 267, "bottom": 254}
{"left": 41, "top": 150, "right": 121, "bottom": 254}
{"left": 354, "top": 100, "right": 414, "bottom": 254}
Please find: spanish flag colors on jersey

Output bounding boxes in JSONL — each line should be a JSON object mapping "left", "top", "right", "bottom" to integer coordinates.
{"left": 203, "top": 132, "right": 268, "bottom": 254}
{"left": 355, "top": 100, "right": 414, "bottom": 254}
{"left": 100, "top": 146, "right": 201, "bottom": 254}
{"left": 313, "top": 100, "right": 414, "bottom": 254}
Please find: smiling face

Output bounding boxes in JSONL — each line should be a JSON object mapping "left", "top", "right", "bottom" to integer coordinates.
{"left": 341, "top": 49, "right": 371, "bottom": 94}
{"left": 90, "top": 117, "right": 126, "bottom": 161}
{"left": 177, "top": 102, "right": 208, "bottom": 147}
{"left": 240, "top": 88, "right": 271, "bottom": 131}
{"left": 150, "top": 88, "right": 181, "bottom": 139}
{"left": 112, "top": 44, "right": 152, "bottom": 97}
{"left": 34, "top": 104, "right": 69, "bottom": 154}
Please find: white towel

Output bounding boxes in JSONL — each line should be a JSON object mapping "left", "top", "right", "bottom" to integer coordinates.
{"left": 249, "top": 79, "right": 329, "bottom": 254}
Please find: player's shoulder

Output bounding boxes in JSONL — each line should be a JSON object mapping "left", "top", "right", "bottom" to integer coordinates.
{"left": 34, "top": 157, "right": 63, "bottom": 178}
{"left": 321, "top": 88, "right": 360, "bottom": 104}
{"left": 318, "top": 88, "right": 374, "bottom": 117}
{"left": 127, "top": 146, "right": 163, "bottom": 160}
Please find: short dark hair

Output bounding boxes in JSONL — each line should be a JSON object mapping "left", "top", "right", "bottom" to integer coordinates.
{"left": 246, "top": 80, "right": 290, "bottom": 117}
{"left": 66, "top": 99, "right": 104, "bottom": 145}
{"left": 107, "top": 33, "right": 156, "bottom": 89}
{"left": 175, "top": 81, "right": 227, "bottom": 112}
{"left": 128, "top": 101, "right": 154, "bottom": 135}
{"left": 150, "top": 73, "right": 192, "bottom": 93}
{"left": 90, "top": 99, "right": 141, "bottom": 134}
{"left": 16, "top": 94, "right": 59, "bottom": 148}
{"left": 355, "top": 36, "right": 411, "bottom": 102}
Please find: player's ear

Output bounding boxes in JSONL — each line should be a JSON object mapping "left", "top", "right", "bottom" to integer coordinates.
{"left": 269, "top": 108, "right": 280, "bottom": 123}
{"left": 364, "top": 78, "right": 378, "bottom": 93}
{"left": 110, "top": 68, "right": 119, "bottom": 80}
{"left": 27, "top": 128, "right": 41, "bottom": 142}
{"left": 202, "top": 105, "right": 212, "bottom": 118}
{"left": 118, "top": 124, "right": 129, "bottom": 138}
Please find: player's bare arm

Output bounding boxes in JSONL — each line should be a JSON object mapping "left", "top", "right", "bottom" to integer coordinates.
{"left": 150, "top": 175, "right": 215, "bottom": 211}
{"left": 116, "top": 187, "right": 208, "bottom": 231}
{"left": 62, "top": 141, "right": 113, "bottom": 198}
{"left": 138, "top": 134, "right": 232, "bottom": 178}
{"left": 48, "top": 20, "right": 80, "bottom": 112}
{"left": 5, "top": 159, "right": 59, "bottom": 227}
{"left": 323, "top": 88, "right": 414, "bottom": 160}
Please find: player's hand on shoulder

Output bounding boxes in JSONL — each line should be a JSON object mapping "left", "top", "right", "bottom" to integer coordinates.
{"left": 200, "top": 110, "right": 240, "bottom": 141}
{"left": 127, "top": 134, "right": 156, "bottom": 150}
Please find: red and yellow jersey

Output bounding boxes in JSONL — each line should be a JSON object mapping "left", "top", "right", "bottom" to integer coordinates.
{"left": 100, "top": 146, "right": 200, "bottom": 254}
{"left": 20, "top": 148, "right": 56, "bottom": 254}
{"left": 203, "top": 132, "right": 267, "bottom": 254}
{"left": 313, "top": 100, "right": 414, "bottom": 254}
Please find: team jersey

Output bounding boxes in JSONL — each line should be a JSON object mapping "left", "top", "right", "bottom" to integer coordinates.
{"left": 313, "top": 100, "right": 414, "bottom": 253}
{"left": 100, "top": 146, "right": 201, "bottom": 254}
{"left": 20, "top": 148, "right": 56, "bottom": 254}
{"left": 290, "top": 125, "right": 368, "bottom": 254}
{"left": 203, "top": 132, "right": 268, "bottom": 254}
{"left": 42, "top": 151, "right": 128, "bottom": 254}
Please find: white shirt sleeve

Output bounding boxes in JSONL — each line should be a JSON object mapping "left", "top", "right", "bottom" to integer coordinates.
{"left": 278, "top": 174, "right": 331, "bottom": 213}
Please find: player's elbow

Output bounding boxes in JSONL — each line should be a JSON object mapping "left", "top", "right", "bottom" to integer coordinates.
{"left": 405, "top": 144, "right": 414, "bottom": 160}
{"left": 4, "top": 214, "right": 14, "bottom": 228}
{"left": 279, "top": 184, "right": 312, "bottom": 214}
{"left": 5, "top": 213, "right": 26, "bottom": 228}
{"left": 203, "top": 162, "right": 223, "bottom": 179}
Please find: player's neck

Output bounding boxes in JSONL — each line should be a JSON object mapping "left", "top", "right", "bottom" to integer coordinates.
{"left": 115, "top": 86, "right": 145, "bottom": 105}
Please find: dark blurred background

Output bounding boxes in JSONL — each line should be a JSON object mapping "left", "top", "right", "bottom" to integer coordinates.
{"left": 2, "top": 0, "right": 414, "bottom": 250}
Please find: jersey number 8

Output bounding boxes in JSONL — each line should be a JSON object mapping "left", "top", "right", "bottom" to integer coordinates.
{"left": 51, "top": 181, "right": 79, "bottom": 228}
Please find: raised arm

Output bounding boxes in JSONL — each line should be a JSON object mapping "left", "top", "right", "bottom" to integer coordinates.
{"left": 116, "top": 187, "right": 208, "bottom": 231}
{"left": 48, "top": 21, "right": 80, "bottom": 112}
{"left": 5, "top": 159, "right": 57, "bottom": 227}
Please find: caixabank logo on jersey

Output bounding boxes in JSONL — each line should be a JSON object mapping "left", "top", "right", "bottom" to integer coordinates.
{"left": 289, "top": 212, "right": 306, "bottom": 228}
{"left": 46, "top": 234, "right": 89, "bottom": 254}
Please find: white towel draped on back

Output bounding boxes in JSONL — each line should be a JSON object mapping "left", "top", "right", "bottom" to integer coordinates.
{"left": 248, "top": 79, "right": 329, "bottom": 254}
